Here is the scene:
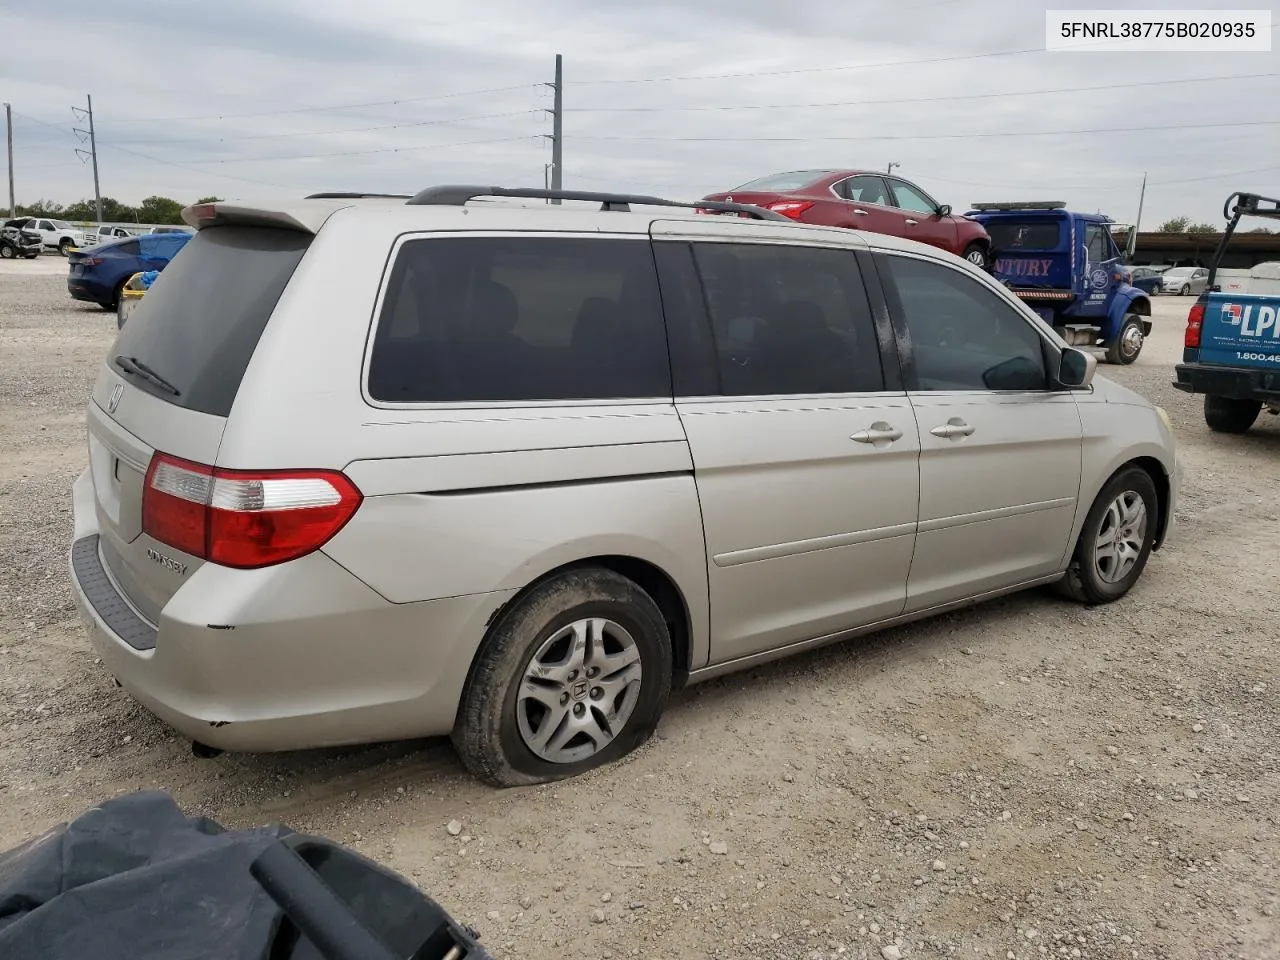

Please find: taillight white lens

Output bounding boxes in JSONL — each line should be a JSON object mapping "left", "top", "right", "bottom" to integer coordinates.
{"left": 141, "top": 453, "right": 362, "bottom": 569}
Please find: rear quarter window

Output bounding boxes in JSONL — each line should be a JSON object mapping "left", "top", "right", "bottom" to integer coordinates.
{"left": 367, "top": 236, "right": 672, "bottom": 403}
{"left": 111, "top": 225, "right": 310, "bottom": 417}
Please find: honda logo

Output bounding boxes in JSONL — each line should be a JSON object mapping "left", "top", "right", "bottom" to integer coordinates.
{"left": 107, "top": 383, "right": 123, "bottom": 413}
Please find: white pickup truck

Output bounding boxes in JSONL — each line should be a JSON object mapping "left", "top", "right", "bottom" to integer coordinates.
{"left": 4, "top": 217, "right": 95, "bottom": 255}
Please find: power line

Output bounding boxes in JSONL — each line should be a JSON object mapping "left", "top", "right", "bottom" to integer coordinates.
{"left": 575, "top": 119, "right": 1280, "bottom": 144}
{"left": 144, "top": 134, "right": 541, "bottom": 166}
{"left": 106, "top": 110, "right": 540, "bottom": 146}
{"left": 567, "top": 72, "right": 1278, "bottom": 113}
{"left": 104, "top": 83, "right": 542, "bottom": 125}
{"left": 96, "top": 140, "right": 305, "bottom": 190}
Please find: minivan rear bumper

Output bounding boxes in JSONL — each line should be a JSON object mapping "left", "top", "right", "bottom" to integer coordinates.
{"left": 68, "top": 469, "right": 514, "bottom": 753}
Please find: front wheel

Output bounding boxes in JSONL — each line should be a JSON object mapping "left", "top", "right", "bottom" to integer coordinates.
{"left": 1179, "top": 284, "right": 1190, "bottom": 296}
{"left": 961, "top": 243, "right": 989, "bottom": 270}
{"left": 1204, "top": 395, "right": 1261, "bottom": 434}
{"left": 0, "top": 244, "right": 14, "bottom": 260}
{"left": 1104, "top": 314, "right": 1145, "bottom": 365}
{"left": 453, "top": 567, "right": 673, "bottom": 787}
{"left": 58, "top": 239, "right": 73, "bottom": 256}
{"left": 1057, "top": 466, "right": 1158, "bottom": 605}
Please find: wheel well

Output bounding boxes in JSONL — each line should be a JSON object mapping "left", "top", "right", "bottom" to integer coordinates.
{"left": 1127, "top": 456, "right": 1170, "bottom": 550}
{"left": 483, "top": 556, "right": 694, "bottom": 686}
{"left": 1128, "top": 296, "right": 1151, "bottom": 317}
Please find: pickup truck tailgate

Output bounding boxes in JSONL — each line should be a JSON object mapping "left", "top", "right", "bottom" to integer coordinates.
{"left": 1198, "top": 293, "right": 1280, "bottom": 368}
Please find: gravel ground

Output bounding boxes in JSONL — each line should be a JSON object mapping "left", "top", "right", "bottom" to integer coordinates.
{"left": 0, "top": 260, "right": 1277, "bottom": 960}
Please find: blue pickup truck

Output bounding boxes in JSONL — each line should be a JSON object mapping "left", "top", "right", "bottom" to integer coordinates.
{"left": 966, "top": 201, "right": 1152, "bottom": 364}
{"left": 1174, "top": 191, "right": 1280, "bottom": 433}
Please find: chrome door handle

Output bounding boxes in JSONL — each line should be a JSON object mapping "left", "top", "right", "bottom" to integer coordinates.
{"left": 852, "top": 208, "right": 869, "bottom": 215}
{"left": 930, "top": 418, "right": 975, "bottom": 439}
{"left": 905, "top": 218, "right": 919, "bottom": 225}
{"left": 851, "top": 421, "right": 903, "bottom": 444}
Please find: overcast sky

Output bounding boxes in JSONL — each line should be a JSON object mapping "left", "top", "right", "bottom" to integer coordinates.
{"left": 3, "top": 0, "right": 1277, "bottom": 227}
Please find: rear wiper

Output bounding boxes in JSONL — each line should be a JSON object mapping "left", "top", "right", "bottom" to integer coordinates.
{"left": 114, "top": 355, "right": 180, "bottom": 396}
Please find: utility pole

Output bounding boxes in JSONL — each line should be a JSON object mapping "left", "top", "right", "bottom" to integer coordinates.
{"left": 1126, "top": 172, "right": 1147, "bottom": 261}
{"left": 551, "top": 54, "right": 563, "bottom": 203}
{"left": 72, "top": 95, "right": 102, "bottom": 223}
{"left": 4, "top": 102, "right": 14, "bottom": 219}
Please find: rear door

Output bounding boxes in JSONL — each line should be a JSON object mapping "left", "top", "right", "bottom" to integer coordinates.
{"left": 875, "top": 250, "right": 1083, "bottom": 610}
{"left": 833, "top": 175, "right": 907, "bottom": 237}
{"left": 82, "top": 225, "right": 312, "bottom": 623}
{"left": 652, "top": 219, "right": 920, "bottom": 663}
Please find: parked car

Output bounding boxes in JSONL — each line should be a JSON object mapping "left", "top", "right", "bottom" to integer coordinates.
{"left": 1159, "top": 265, "right": 1209, "bottom": 296}
{"left": 1125, "top": 265, "right": 1167, "bottom": 295}
{"left": 966, "top": 201, "right": 1153, "bottom": 364}
{"left": 4, "top": 216, "right": 94, "bottom": 254}
{"left": 0, "top": 223, "right": 43, "bottom": 259}
{"left": 66, "top": 231, "right": 190, "bottom": 310}
{"left": 699, "top": 169, "right": 994, "bottom": 268}
{"left": 146, "top": 225, "right": 195, "bottom": 235}
{"left": 68, "top": 187, "right": 1178, "bottom": 787}
{"left": 1174, "top": 191, "right": 1280, "bottom": 433}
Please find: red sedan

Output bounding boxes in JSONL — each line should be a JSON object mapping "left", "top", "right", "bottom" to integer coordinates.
{"left": 701, "top": 169, "right": 993, "bottom": 269}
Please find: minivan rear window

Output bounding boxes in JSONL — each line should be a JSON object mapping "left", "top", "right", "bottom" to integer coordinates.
{"left": 985, "top": 221, "right": 1061, "bottom": 250}
{"left": 367, "top": 236, "right": 672, "bottom": 403}
{"left": 111, "top": 225, "right": 310, "bottom": 417}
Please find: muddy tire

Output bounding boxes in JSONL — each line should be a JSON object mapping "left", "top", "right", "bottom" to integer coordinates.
{"left": 1056, "top": 466, "right": 1158, "bottom": 606}
{"left": 1204, "top": 395, "right": 1261, "bottom": 434}
{"left": 453, "top": 567, "right": 672, "bottom": 787}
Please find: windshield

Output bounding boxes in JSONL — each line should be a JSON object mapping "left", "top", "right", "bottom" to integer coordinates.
{"left": 985, "top": 220, "right": 1062, "bottom": 250}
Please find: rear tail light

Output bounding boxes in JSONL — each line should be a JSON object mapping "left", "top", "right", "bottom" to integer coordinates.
{"left": 142, "top": 453, "right": 362, "bottom": 569}
{"left": 80, "top": 256, "right": 103, "bottom": 266}
{"left": 764, "top": 200, "right": 816, "bottom": 220}
{"left": 1184, "top": 301, "right": 1205, "bottom": 348}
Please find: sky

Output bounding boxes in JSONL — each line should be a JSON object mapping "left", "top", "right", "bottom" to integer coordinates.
{"left": 2, "top": 0, "right": 1277, "bottom": 228}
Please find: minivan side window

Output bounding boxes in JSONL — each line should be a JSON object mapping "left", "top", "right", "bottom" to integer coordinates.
{"left": 690, "top": 243, "right": 884, "bottom": 396}
{"left": 881, "top": 254, "right": 1049, "bottom": 392}
{"left": 368, "top": 236, "right": 672, "bottom": 404}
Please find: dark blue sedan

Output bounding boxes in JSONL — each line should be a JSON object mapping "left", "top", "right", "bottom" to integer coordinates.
{"left": 67, "top": 232, "right": 190, "bottom": 309}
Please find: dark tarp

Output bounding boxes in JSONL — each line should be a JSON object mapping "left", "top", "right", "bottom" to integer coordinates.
{"left": 0, "top": 790, "right": 291, "bottom": 960}
{"left": 0, "top": 790, "right": 492, "bottom": 960}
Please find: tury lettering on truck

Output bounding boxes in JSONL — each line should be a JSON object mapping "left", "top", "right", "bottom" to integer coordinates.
{"left": 995, "top": 257, "right": 1055, "bottom": 277}
{"left": 1174, "top": 190, "right": 1280, "bottom": 434}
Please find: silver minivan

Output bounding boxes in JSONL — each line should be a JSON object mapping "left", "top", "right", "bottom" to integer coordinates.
{"left": 69, "top": 187, "right": 1178, "bottom": 786}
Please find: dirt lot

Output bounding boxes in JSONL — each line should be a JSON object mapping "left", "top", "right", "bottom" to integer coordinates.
{"left": 0, "top": 258, "right": 1276, "bottom": 960}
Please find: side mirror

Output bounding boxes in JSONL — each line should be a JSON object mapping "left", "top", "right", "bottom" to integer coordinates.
{"left": 1057, "top": 347, "right": 1096, "bottom": 389}
{"left": 937, "top": 204, "right": 952, "bottom": 217}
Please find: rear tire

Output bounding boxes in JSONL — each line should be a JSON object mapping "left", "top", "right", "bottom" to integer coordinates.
{"left": 1056, "top": 466, "right": 1158, "bottom": 605}
{"left": 1204, "top": 395, "right": 1261, "bottom": 434}
{"left": 962, "top": 243, "right": 989, "bottom": 270}
{"left": 1104, "top": 315, "right": 1144, "bottom": 365}
{"left": 453, "top": 567, "right": 672, "bottom": 788}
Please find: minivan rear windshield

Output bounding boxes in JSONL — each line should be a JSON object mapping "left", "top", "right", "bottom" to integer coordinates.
{"left": 111, "top": 225, "right": 310, "bottom": 417}
{"left": 986, "top": 221, "right": 1062, "bottom": 250}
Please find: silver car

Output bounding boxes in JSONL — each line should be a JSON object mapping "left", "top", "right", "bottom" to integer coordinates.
{"left": 68, "top": 187, "right": 1179, "bottom": 787}
{"left": 1160, "top": 266, "right": 1209, "bottom": 296}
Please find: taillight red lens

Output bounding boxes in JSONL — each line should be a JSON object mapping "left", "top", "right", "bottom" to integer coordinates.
{"left": 141, "top": 453, "right": 362, "bottom": 569}
{"left": 765, "top": 200, "right": 816, "bottom": 220}
{"left": 1185, "top": 301, "right": 1205, "bottom": 348}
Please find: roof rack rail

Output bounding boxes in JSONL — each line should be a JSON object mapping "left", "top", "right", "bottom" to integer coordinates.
{"left": 304, "top": 192, "right": 412, "bottom": 200}
{"left": 968, "top": 201, "right": 1067, "bottom": 212}
{"left": 404, "top": 185, "right": 790, "bottom": 221}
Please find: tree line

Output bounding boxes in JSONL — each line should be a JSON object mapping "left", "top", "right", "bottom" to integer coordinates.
{"left": 1156, "top": 216, "right": 1273, "bottom": 234}
{"left": 13, "top": 196, "right": 223, "bottom": 225}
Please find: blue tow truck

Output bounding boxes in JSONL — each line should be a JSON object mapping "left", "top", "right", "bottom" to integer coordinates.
{"left": 1174, "top": 191, "right": 1280, "bottom": 433}
{"left": 965, "top": 201, "right": 1152, "bottom": 364}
